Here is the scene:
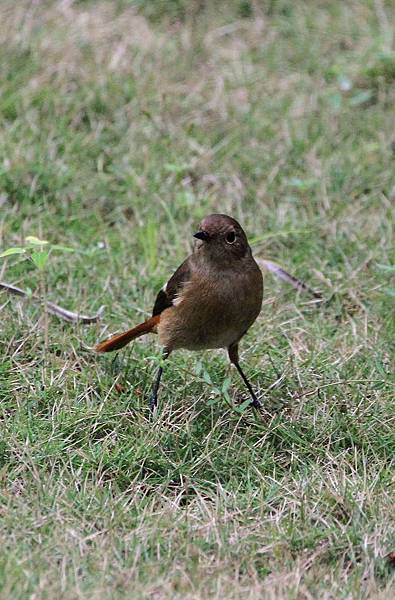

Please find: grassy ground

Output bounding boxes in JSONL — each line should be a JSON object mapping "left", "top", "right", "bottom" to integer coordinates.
{"left": 1, "top": 1, "right": 395, "bottom": 598}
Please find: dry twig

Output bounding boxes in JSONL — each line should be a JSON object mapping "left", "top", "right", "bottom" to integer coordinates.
{"left": 0, "top": 281, "right": 104, "bottom": 324}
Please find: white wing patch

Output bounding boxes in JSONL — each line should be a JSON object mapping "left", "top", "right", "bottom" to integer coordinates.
{"left": 172, "top": 295, "right": 183, "bottom": 306}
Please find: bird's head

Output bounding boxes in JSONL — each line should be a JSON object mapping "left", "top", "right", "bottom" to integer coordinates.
{"left": 193, "top": 214, "right": 250, "bottom": 264}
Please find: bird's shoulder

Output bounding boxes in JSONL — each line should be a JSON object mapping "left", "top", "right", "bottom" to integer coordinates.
{"left": 152, "top": 256, "right": 193, "bottom": 316}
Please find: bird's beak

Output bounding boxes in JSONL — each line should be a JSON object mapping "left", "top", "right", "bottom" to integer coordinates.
{"left": 193, "top": 230, "right": 210, "bottom": 241}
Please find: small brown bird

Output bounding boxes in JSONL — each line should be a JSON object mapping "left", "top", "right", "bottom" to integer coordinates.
{"left": 96, "top": 214, "right": 264, "bottom": 411}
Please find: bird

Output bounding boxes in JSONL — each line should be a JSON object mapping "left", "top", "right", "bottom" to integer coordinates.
{"left": 95, "top": 214, "right": 264, "bottom": 412}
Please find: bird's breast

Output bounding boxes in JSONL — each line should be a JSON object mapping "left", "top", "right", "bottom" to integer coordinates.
{"left": 157, "top": 264, "right": 263, "bottom": 351}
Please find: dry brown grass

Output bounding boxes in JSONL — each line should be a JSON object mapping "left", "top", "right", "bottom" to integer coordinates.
{"left": 1, "top": 0, "right": 395, "bottom": 598}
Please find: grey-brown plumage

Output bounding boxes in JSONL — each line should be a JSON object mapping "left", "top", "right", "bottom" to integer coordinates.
{"left": 96, "top": 214, "right": 263, "bottom": 411}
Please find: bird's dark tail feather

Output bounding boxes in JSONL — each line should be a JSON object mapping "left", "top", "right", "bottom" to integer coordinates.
{"left": 95, "top": 315, "right": 160, "bottom": 353}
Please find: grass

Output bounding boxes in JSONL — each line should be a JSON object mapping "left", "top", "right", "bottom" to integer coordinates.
{"left": 0, "top": 0, "right": 395, "bottom": 597}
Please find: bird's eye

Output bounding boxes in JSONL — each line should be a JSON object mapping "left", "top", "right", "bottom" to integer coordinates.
{"left": 226, "top": 231, "right": 236, "bottom": 244}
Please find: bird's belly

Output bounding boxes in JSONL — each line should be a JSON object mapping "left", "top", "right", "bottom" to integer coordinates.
{"left": 158, "top": 289, "right": 260, "bottom": 351}
{"left": 181, "top": 326, "right": 242, "bottom": 351}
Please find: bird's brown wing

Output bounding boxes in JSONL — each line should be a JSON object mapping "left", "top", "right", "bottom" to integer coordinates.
{"left": 152, "top": 258, "right": 192, "bottom": 317}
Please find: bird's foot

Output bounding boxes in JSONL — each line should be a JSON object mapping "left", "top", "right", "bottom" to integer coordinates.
{"left": 250, "top": 397, "right": 262, "bottom": 410}
{"left": 235, "top": 392, "right": 262, "bottom": 410}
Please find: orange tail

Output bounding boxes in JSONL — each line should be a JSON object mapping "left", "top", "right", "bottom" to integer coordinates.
{"left": 95, "top": 315, "right": 160, "bottom": 353}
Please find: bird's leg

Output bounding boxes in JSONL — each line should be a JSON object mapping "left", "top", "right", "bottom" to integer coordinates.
{"left": 149, "top": 348, "right": 170, "bottom": 412}
{"left": 228, "top": 343, "right": 261, "bottom": 409}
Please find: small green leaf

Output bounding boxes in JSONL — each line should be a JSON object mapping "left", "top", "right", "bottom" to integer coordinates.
{"left": 377, "top": 264, "right": 395, "bottom": 273}
{"left": 206, "top": 397, "right": 218, "bottom": 407}
{"left": 31, "top": 251, "right": 49, "bottom": 269}
{"left": 288, "top": 177, "right": 318, "bottom": 190}
{"left": 194, "top": 360, "right": 203, "bottom": 376}
{"left": 203, "top": 370, "right": 212, "bottom": 385}
{"left": 164, "top": 162, "right": 189, "bottom": 174}
{"left": 349, "top": 90, "right": 373, "bottom": 106}
{"left": 222, "top": 377, "right": 231, "bottom": 394}
{"left": 383, "top": 288, "right": 395, "bottom": 298}
{"left": 25, "top": 236, "right": 49, "bottom": 246}
{"left": 50, "top": 245, "right": 75, "bottom": 253}
{"left": 0, "top": 247, "right": 26, "bottom": 258}
{"left": 235, "top": 398, "right": 254, "bottom": 414}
